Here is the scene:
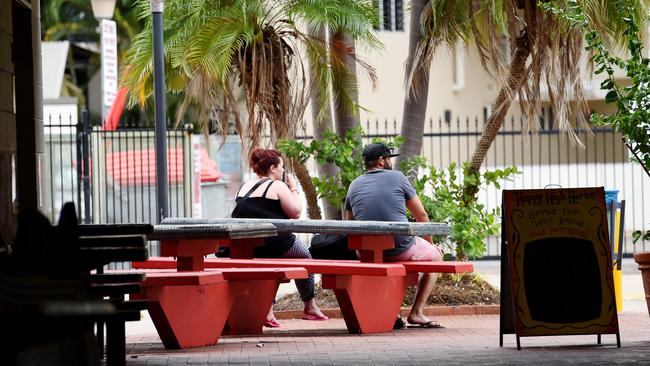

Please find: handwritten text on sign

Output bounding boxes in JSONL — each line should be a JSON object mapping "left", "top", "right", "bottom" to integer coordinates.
{"left": 503, "top": 187, "right": 618, "bottom": 337}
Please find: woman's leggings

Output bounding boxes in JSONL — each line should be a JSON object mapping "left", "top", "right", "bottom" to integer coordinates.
{"left": 280, "top": 238, "right": 315, "bottom": 301}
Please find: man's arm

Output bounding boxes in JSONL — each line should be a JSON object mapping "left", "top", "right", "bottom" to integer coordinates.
{"left": 344, "top": 210, "right": 354, "bottom": 220}
{"left": 406, "top": 196, "right": 432, "bottom": 243}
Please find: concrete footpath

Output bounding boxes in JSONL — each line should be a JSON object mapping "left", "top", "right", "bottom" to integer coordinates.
{"left": 122, "top": 259, "right": 650, "bottom": 365}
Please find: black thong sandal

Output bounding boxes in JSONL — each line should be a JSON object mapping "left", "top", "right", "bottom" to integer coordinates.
{"left": 407, "top": 320, "right": 445, "bottom": 329}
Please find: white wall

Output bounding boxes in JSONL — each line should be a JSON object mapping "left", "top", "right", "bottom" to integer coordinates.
{"left": 479, "top": 162, "right": 650, "bottom": 256}
{"left": 44, "top": 98, "right": 78, "bottom": 129}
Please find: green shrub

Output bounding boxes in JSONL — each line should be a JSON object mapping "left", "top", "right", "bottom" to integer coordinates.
{"left": 543, "top": 0, "right": 650, "bottom": 244}
{"left": 279, "top": 126, "right": 402, "bottom": 210}
{"left": 401, "top": 157, "right": 520, "bottom": 260}
{"left": 280, "top": 127, "right": 520, "bottom": 260}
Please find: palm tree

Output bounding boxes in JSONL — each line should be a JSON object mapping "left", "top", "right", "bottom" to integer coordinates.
{"left": 309, "top": 3, "right": 380, "bottom": 217}
{"left": 41, "top": 0, "right": 146, "bottom": 120}
{"left": 122, "top": 0, "right": 378, "bottom": 146}
{"left": 121, "top": 0, "right": 380, "bottom": 217}
{"left": 406, "top": 0, "right": 650, "bottom": 199}
{"left": 308, "top": 25, "right": 341, "bottom": 219}
{"left": 395, "top": 0, "right": 430, "bottom": 170}
{"left": 41, "top": 0, "right": 98, "bottom": 42}
{"left": 331, "top": 31, "right": 365, "bottom": 135}
{"left": 41, "top": 0, "right": 143, "bottom": 46}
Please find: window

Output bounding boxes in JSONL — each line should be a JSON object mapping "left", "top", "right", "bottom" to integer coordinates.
{"left": 374, "top": 0, "right": 404, "bottom": 31}
{"left": 451, "top": 44, "right": 465, "bottom": 92}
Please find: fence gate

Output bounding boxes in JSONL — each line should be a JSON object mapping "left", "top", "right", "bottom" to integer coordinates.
{"left": 43, "top": 112, "right": 194, "bottom": 267}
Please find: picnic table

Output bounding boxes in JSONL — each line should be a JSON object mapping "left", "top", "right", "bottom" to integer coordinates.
{"left": 160, "top": 218, "right": 451, "bottom": 263}
{"left": 135, "top": 218, "right": 472, "bottom": 338}
{"left": 133, "top": 223, "right": 311, "bottom": 349}
{"left": 148, "top": 223, "right": 278, "bottom": 270}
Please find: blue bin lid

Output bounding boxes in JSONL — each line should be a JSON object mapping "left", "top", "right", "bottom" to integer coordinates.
{"left": 605, "top": 189, "right": 619, "bottom": 204}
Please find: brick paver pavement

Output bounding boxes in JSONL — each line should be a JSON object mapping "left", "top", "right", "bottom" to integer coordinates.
{"left": 123, "top": 312, "right": 650, "bottom": 365}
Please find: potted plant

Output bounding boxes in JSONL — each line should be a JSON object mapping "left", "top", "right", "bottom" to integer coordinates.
{"left": 633, "top": 231, "right": 650, "bottom": 315}
{"left": 543, "top": 1, "right": 650, "bottom": 314}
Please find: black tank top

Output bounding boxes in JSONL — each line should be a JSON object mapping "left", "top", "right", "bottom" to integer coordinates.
{"left": 231, "top": 179, "right": 295, "bottom": 257}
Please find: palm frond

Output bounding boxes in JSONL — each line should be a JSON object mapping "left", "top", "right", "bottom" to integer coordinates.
{"left": 412, "top": 0, "right": 650, "bottom": 144}
{"left": 121, "top": 0, "right": 379, "bottom": 154}
{"left": 44, "top": 22, "right": 97, "bottom": 41}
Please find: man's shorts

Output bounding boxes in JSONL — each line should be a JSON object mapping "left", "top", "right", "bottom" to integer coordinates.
{"left": 384, "top": 236, "right": 443, "bottom": 262}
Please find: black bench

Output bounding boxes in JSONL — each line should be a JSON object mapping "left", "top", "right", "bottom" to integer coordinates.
{"left": 0, "top": 203, "right": 149, "bottom": 366}
{"left": 77, "top": 224, "right": 152, "bottom": 366}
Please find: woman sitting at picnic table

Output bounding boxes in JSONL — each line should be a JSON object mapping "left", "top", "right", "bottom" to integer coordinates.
{"left": 231, "top": 147, "right": 328, "bottom": 327}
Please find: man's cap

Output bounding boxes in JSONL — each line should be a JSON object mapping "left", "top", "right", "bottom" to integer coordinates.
{"left": 362, "top": 142, "right": 399, "bottom": 162}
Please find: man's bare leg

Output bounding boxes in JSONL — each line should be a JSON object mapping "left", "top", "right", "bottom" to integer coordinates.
{"left": 406, "top": 272, "right": 437, "bottom": 325}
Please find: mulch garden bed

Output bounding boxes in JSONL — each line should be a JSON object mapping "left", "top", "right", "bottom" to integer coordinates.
{"left": 274, "top": 273, "right": 499, "bottom": 311}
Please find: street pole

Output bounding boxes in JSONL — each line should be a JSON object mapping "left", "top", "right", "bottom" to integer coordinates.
{"left": 151, "top": 0, "right": 169, "bottom": 223}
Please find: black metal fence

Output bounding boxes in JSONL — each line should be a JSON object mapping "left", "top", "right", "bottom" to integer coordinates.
{"left": 44, "top": 111, "right": 649, "bottom": 259}
{"left": 350, "top": 116, "right": 628, "bottom": 166}
{"left": 43, "top": 112, "right": 193, "bottom": 225}
{"left": 298, "top": 116, "right": 649, "bottom": 257}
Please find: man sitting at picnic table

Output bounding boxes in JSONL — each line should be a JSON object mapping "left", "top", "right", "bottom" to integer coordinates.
{"left": 344, "top": 142, "right": 444, "bottom": 329}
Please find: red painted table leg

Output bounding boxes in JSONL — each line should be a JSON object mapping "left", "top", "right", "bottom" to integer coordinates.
{"left": 348, "top": 235, "right": 395, "bottom": 263}
{"left": 225, "top": 279, "right": 280, "bottom": 335}
{"left": 143, "top": 282, "right": 232, "bottom": 349}
{"left": 227, "top": 238, "right": 266, "bottom": 259}
{"left": 322, "top": 274, "right": 409, "bottom": 334}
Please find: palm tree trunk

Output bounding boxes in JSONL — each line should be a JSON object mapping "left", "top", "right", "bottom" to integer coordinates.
{"left": 464, "top": 31, "right": 530, "bottom": 199}
{"left": 290, "top": 158, "right": 321, "bottom": 220}
{"left": 331, "top": 31, "right": 360, "bottom": 136}
{"left": 395, "top": 0, "right": 430, "bottom": 171}
{"left": 310, "top": 25, "right": 341, "bottom": 220}
{"left": 313, "top": 120, "right": 342, "bottom": 219}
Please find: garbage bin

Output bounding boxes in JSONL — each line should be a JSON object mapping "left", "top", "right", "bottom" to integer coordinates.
{"left": 605, "top": 189, "right": 625, "bottom": 312}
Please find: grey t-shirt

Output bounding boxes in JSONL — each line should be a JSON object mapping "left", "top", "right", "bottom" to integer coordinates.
{"left": 344, "top": 169, "right": 417, "bottom": 256}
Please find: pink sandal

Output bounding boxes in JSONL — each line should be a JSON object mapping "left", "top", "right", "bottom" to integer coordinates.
{"left": 264, "top": 319, "right": 281, "bottom": 328}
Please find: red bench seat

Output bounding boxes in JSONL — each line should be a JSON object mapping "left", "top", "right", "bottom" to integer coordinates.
{"left": 135, "top": 257, "right": 409, "bottom": 334}
{"left": 219, "top": 267, "right": 308, "bottom": 281}
{"left": 132, "top": 267, "right": 309, "bottom": 348}
{"left": 142, "top": 270, "right": 224, "bottom": 286}
{"left": 134, "top": 257, "right": 405, "bottom": 276}
{"left": 133, "top": 258, "right": 474, "bottom": 335}
{"left": 394, "top": 261, "right": 474, "bottom": 273}
{"left": 204, "top": 259, "right": 410, "bottom": 334}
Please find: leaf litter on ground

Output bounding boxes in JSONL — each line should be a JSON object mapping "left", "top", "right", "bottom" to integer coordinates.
{"left": 274, "top": 273, "right": 499, "bottom": 311}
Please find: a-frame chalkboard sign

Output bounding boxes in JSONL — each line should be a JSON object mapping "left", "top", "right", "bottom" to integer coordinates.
{"left": 499, "top": 187, "right": 620, "bottom": 349}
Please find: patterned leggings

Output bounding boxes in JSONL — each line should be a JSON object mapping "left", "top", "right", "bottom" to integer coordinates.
{"left": 280, "top": 238, "right": 315, "bottom": 301}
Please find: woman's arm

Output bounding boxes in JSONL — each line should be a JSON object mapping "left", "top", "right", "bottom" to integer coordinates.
{"left": 276, "top": 176, "right": 302, "bottom": 219}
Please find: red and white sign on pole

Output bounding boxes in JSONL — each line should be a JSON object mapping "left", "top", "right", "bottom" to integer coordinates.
{"left": 101, "top": 19, "right": 118, "bottom": 119}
